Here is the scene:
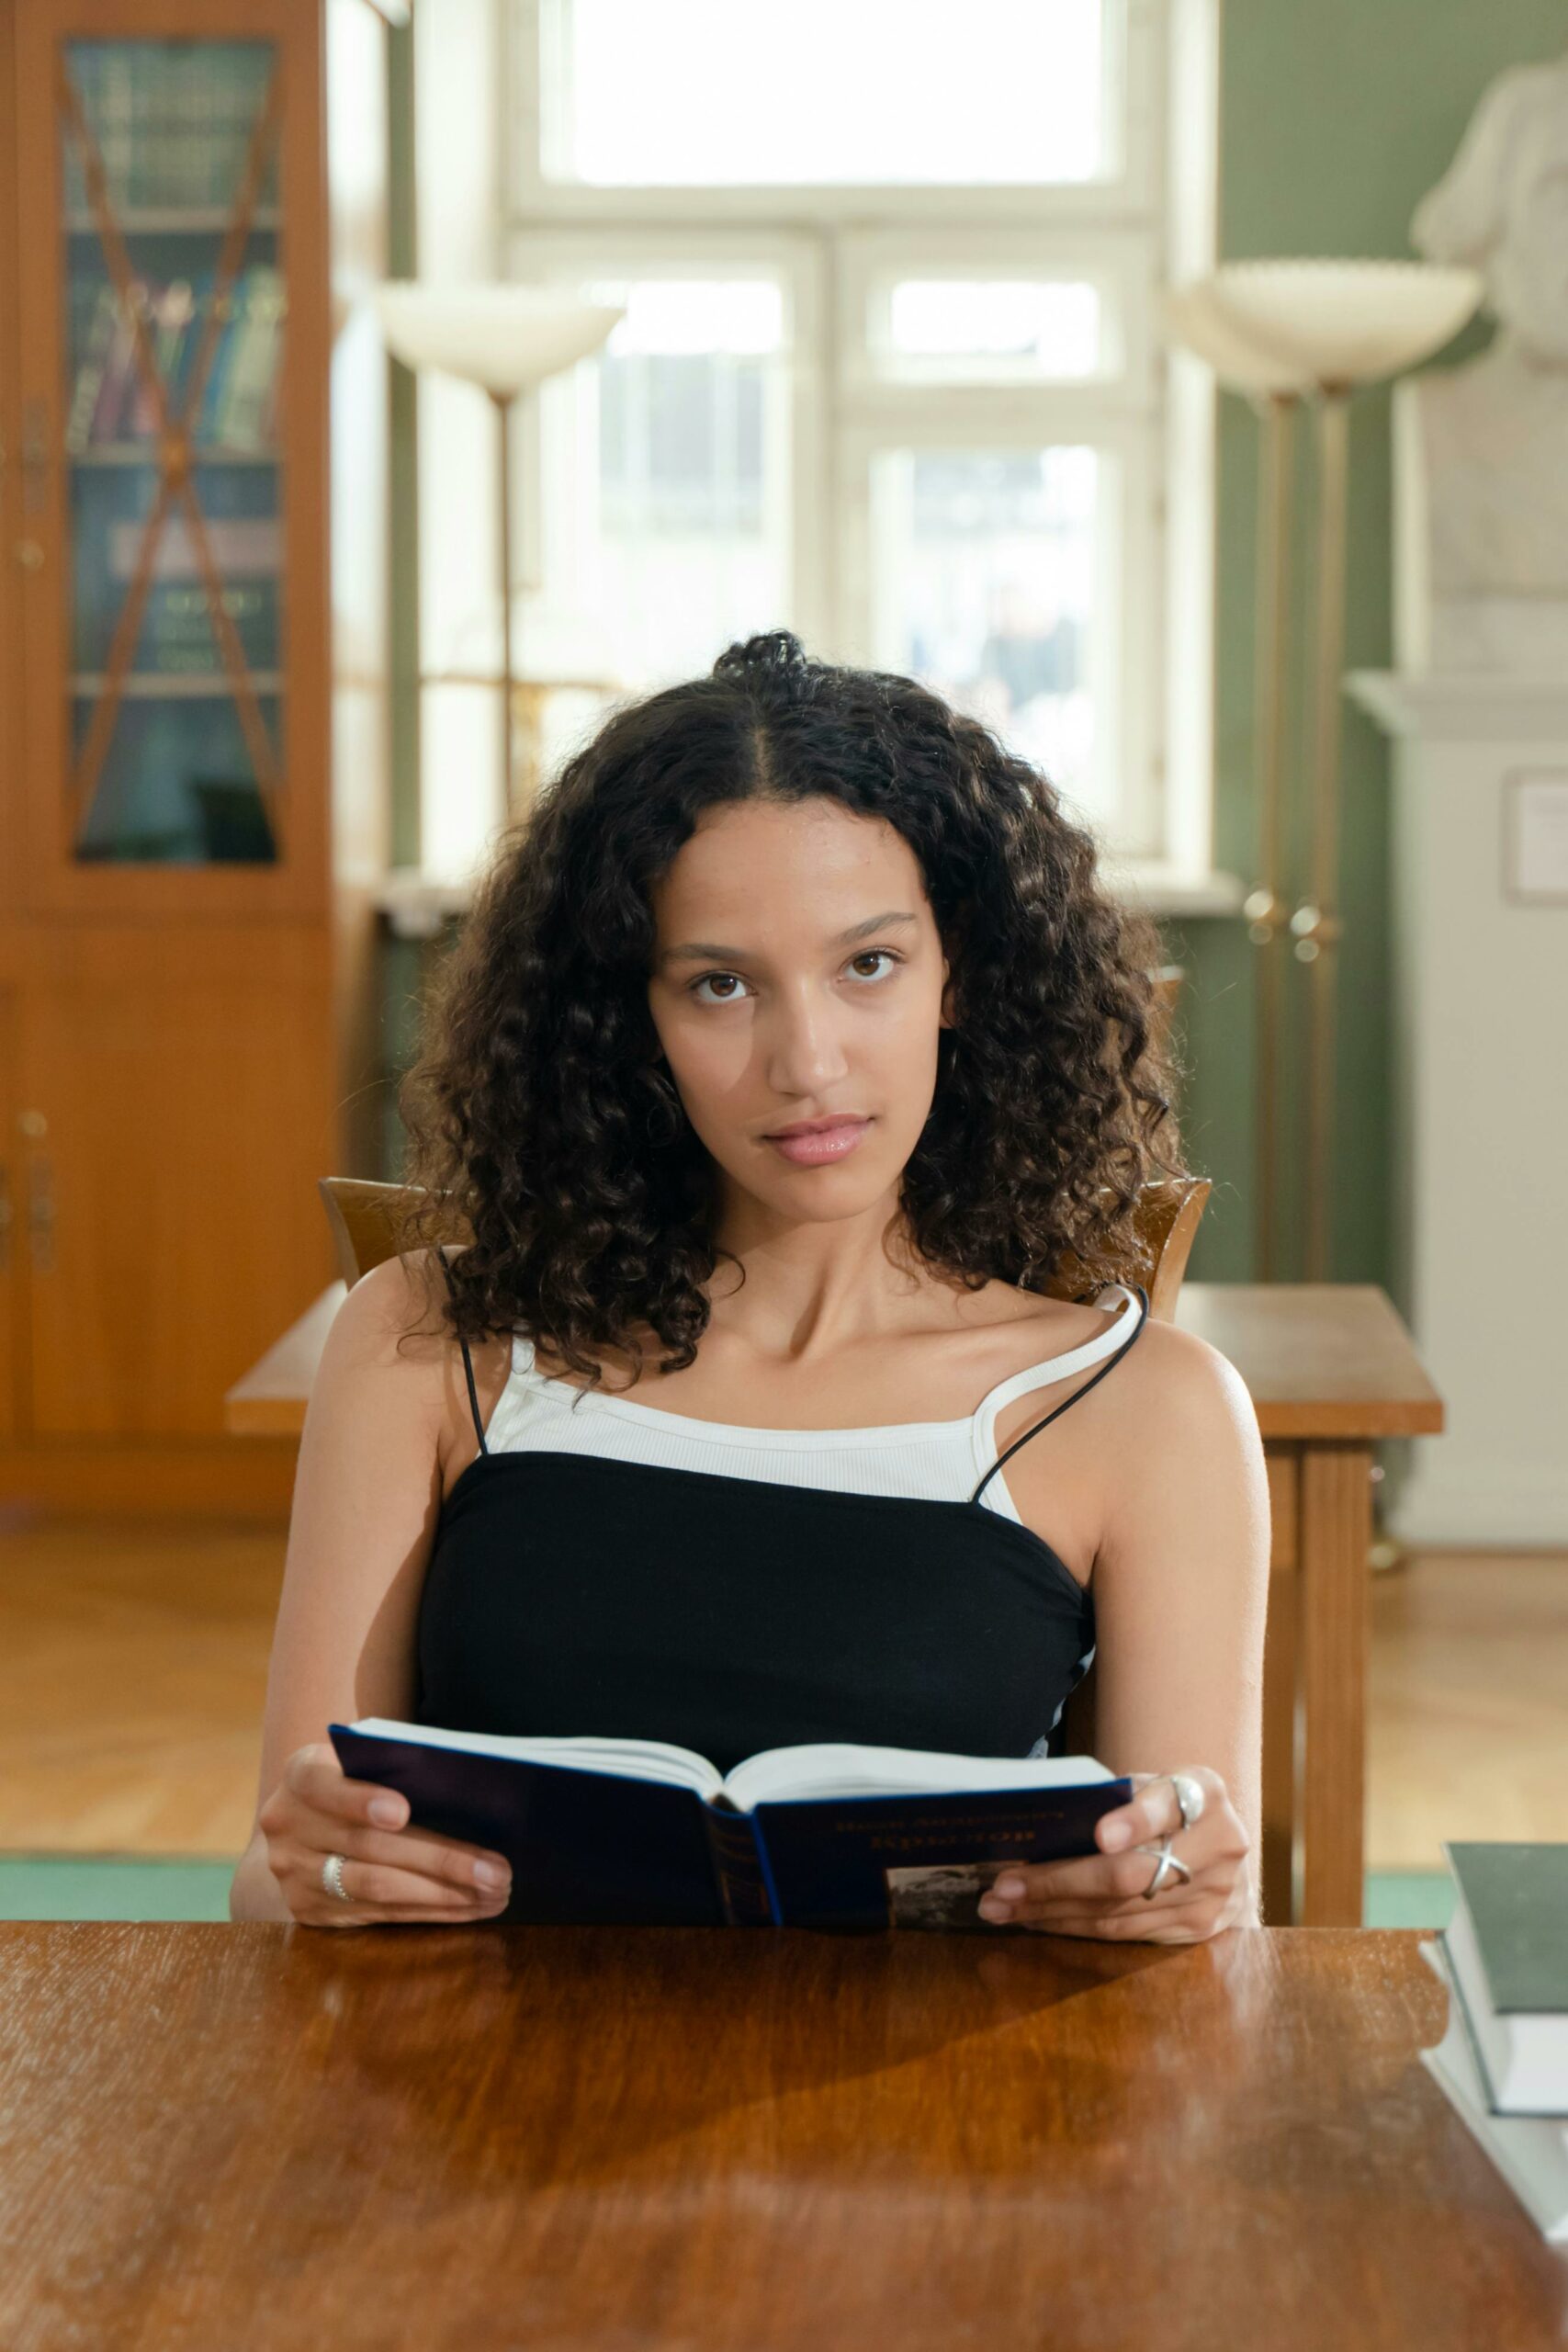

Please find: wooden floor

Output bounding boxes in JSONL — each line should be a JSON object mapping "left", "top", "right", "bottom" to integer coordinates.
{"left": 0, "top": 1506, "right": 1563, "bottom": 1867}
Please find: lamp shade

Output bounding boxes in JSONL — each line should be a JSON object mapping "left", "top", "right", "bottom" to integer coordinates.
{"left": 375, "top": 282, "right": 626, "bottom": 395}
{"left": 1201, "top": 260, "right": 1482, "bottom": 389}
{"left": 1165, "top": 281, "right": 1314, "bottom": 395}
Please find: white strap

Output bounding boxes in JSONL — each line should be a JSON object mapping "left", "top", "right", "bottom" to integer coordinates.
{"left": 968, "top": 1283, "right": 1139, "bottom": 1480}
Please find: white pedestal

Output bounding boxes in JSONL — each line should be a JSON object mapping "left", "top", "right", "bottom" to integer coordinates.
{"left": 1347, "top": 671, "right": 1568, "bottom": 1547}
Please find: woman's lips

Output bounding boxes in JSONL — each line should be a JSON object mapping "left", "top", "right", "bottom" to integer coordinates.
{"left": 763, "top": 1116, "right": 872, "bottom": 1167}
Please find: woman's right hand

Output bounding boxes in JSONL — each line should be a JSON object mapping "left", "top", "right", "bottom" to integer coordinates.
{"left": 257, "top": 1741, "right": 513, "bottom": 1928}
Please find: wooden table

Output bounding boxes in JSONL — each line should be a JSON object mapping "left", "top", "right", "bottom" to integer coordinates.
{"left": 226, "top": 1282, "right": 1445, "bottom": 1930}
{"left": 1, "top": 1922, "right": 1560, "bottom": 2349}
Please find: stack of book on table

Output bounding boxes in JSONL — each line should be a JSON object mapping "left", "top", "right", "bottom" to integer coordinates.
{"left": 1418, "top": 1841, "right": 1568, "bottom": 2242}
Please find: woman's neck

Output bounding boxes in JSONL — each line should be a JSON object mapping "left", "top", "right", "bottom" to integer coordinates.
{"left": 705, "top": 1189, "right": 957, "bottom": 1365}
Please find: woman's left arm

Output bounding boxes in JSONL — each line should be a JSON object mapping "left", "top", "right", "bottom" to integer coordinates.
{"left": 982, "top": 1324, "right": 1271, "bottom": 1942}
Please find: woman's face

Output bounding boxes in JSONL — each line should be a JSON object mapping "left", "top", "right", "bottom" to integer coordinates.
{"left": 646, "top": 796, "right": 953, "bottom": 1227}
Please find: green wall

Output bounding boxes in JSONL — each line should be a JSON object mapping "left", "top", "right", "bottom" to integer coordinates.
{"left": 379, "top": 7, "right": 1568, "bottom": 1237}
{"left": 1173, "top": 0, "right": 1565, "bottom": 1289}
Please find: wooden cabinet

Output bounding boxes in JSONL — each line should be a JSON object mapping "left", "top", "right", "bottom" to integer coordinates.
{"left": 0, "top": 0, "right": 392, "bottom": 1512}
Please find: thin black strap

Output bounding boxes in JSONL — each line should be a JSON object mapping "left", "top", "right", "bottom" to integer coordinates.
{"left": 968, "top": 1283, "right": 1149, "bottom": 1508}
{"left": 437, "top": 1247, "right": 489, "bottom": 1458}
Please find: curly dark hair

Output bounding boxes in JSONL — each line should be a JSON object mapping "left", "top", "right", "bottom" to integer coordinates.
{"left": 394, "top": 628, "right": 1189, "bottom": 1382}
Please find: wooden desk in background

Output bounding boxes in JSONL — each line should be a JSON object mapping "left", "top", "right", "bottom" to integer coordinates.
{"left": 2, "top": 1922, "right": 1560, "bottom": 2349}
{"left": 226, "top": 1283, "right": 1445, "bottom": 1929}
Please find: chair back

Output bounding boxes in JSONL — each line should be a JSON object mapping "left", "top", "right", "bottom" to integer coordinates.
{"left": 319, "top": 1171, "right": 1209, "bottom": 1312}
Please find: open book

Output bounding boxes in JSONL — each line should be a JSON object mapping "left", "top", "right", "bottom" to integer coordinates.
{"left": 329, "top": 1717, "right": 1134, "bottom": 1930}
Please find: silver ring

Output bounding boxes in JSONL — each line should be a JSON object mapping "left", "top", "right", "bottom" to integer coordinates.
{"left": 1135, "top": 1835, "right": 1194, "bottom": 1899}
{"left": 1152, "top": 1770, "right": 1205, "bottom": 1834}
{"left": 321, "top": 1851, "right": 352, "bottom": 1904}
{"left": 1170, "top": 1778, "right": 1213, "bottom": 1834}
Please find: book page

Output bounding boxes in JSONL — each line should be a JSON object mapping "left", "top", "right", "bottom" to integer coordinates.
{"left": 347, "top": 1719, "right": 725, "bottom": 1800}
{"left": 720, "top": 1741, "right": 1116, "bottom": 1813}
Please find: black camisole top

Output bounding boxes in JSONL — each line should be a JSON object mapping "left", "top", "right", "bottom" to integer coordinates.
{"left": 413, "top": 1274, "right": 1150, "bottom": 1776}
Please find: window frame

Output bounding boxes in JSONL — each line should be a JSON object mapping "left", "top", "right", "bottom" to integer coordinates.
{"left": 492, "top": 0, "right": 1227, "bottom": 896}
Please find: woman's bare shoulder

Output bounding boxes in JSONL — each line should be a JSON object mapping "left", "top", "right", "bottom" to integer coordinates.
{"left": 1111, "top": 1310, "right": 1248, "bottom": 1416}
{"left": 330, "top": 1245, "right": 452, "bottom": 1363}
{"left": 1073, "top": 1310, "right": 1261, "bottom": 1517}
{"left": 321, "top": 1249, "right": 510, "bottom": 1452}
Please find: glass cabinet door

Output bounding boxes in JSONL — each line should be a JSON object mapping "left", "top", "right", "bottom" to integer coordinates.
{"left": 58, "top": 37, "right": 285, "bottom": 865}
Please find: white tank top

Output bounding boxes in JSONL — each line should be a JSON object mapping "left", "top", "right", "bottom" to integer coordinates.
{"left": 478, "top": 1279, "right": 1144, "bottom": 1534}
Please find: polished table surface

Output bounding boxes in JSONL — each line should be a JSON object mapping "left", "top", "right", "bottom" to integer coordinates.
{"left": 2, "top": 1923, "right": 1562, "bottom": 2350}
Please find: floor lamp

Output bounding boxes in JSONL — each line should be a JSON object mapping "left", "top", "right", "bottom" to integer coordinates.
{"left": 1165, "top": 284, "right": 1311, "bottom": 1282}
{"left": 1168, "top": 262, "right": 1480, "bottom": 1283}
{"left": 375, "top": 283, "right": 626, "bottom": 822}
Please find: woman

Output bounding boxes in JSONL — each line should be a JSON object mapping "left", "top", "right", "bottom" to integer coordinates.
{"left": 231, "top": 631, "right": 1269, "bottom": 1939}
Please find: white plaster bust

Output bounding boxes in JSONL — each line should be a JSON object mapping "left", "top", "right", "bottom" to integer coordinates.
{"left": 1395, "top": 50, "right": 1568, "bottom": 671}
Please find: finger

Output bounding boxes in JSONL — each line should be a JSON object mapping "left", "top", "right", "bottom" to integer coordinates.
{"left": 283, "top": 1749, "right": 512, "bottom": 1880}
{"left": 981, "top": 1858, "right": 1211, "bottom": 1921}
{"left": 315, "top": 1857, "right": 513, "bottom": 1914}
{"left": 1000, "top": 1891, "right": 1211, "bottom": 1937}
{"left": 286, "top": 1745, "right": 412, "bottom": 1832}
{"left": 302, "top": 1823, "right": 513, "bottom": 1897}
{"left": 1095, "top": 1769, "right": 1210, "bottom": 1855}
{"left": 985, "top": 1838, "right": 1204, "bottom": 1910}
{"left": 1011, "top": 1885, "right": 1209, "bottom": 1928}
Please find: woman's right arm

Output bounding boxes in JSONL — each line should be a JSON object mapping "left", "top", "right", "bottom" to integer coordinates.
{"left": 230, "top": 1249, "right": 513, "bottom": 1926}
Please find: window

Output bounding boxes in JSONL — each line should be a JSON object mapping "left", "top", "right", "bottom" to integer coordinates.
{"left": 420, "top": 0, "right": 1221, "bottom": 892}
{"left": 547, "top": 0, "right": 1119, "bottom": 188}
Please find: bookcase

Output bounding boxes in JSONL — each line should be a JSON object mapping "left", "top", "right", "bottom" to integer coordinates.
{"left": 0, "top": 0, "right": 396, "bottom": 1513}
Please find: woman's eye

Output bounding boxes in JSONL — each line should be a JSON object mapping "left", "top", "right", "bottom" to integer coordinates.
{"left": 845, "top": 949, "right": 900, "bottom": 982}
{"left": 688, "top": 952, "right": 900, "bottom": 1002}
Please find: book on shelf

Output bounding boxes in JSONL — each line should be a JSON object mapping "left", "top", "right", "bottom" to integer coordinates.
{"left": 67, "top": 264, "right": 284, "bottom": 454}
{"left": 1437, "top": 1842, "right": 1568, "bottom": 2114}
{"left": 1418, "top": 1936, "right": 1568, "bottom": 2242}
{"left": 202, "top": 266, "right": 285, "bottom": 448}
{"left": 66, "top": 41, "right": 278, "bottom": 215}
{"left": 65, "top": 283, "right": 121, "bottom": 453}
{"left": 107, "top": 514, "right": 281, "bottom": 584}
{"left": 328, "top": 1716, "right": 1134, "bottom": 1930}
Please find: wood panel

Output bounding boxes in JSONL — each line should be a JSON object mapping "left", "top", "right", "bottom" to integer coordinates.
{"left": 0, "top": 1437, "right": 298, "bottom": 1517}
{"left": 1298, "top": 1443, "right": 1375, "bottom": 1922}
{"left": 14, "top": 924, "right": 338, "bottom": 1437}
{"left": 0, "top": 0, "right": 20, "bottom": 921}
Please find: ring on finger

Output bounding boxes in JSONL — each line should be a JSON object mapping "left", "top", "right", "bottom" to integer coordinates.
{"left": 1153, "top": 1771, "right": 1206, "bottom": 1834}
{"left": 1134, "top": 1836, "right": 1193, "bottom": 1899}
{"left": 321, "top": 1851, "right": 353, "bottom": 1904}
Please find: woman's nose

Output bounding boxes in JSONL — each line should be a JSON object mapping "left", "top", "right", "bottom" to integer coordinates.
{"left": 764, "top": 987, "right": 851, "bottom": 1097}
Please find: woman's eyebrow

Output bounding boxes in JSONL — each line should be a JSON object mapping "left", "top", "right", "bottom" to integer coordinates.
{"left": 657, "top": 910, "right": 918, "bottom": 968}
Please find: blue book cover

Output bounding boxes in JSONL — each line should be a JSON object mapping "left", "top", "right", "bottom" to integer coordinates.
{"left": 329, "top": 1720, "right": 1134, "bottom": 1931}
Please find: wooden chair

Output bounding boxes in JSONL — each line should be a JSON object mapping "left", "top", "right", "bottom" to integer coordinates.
{"left": 319, "top": 1168, "right": 1210, "bottom": 1761}
{"left": 320, "top": 1170, "right": 1209, "bottom": 1314}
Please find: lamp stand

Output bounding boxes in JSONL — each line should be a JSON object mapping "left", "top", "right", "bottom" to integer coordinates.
{"left": 1291, "top": 385, "right": 1351, "bottom": 1282}
{"left": 491, "top": 386, "right": 518, "bottom": 820}
{"left": 1243, "top": 390, "right": 1301, "bottom": 1282}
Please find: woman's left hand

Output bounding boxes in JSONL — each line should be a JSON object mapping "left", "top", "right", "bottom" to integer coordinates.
{"left": 976, "top": 1766, "right": 1257, "bottom": 1943}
